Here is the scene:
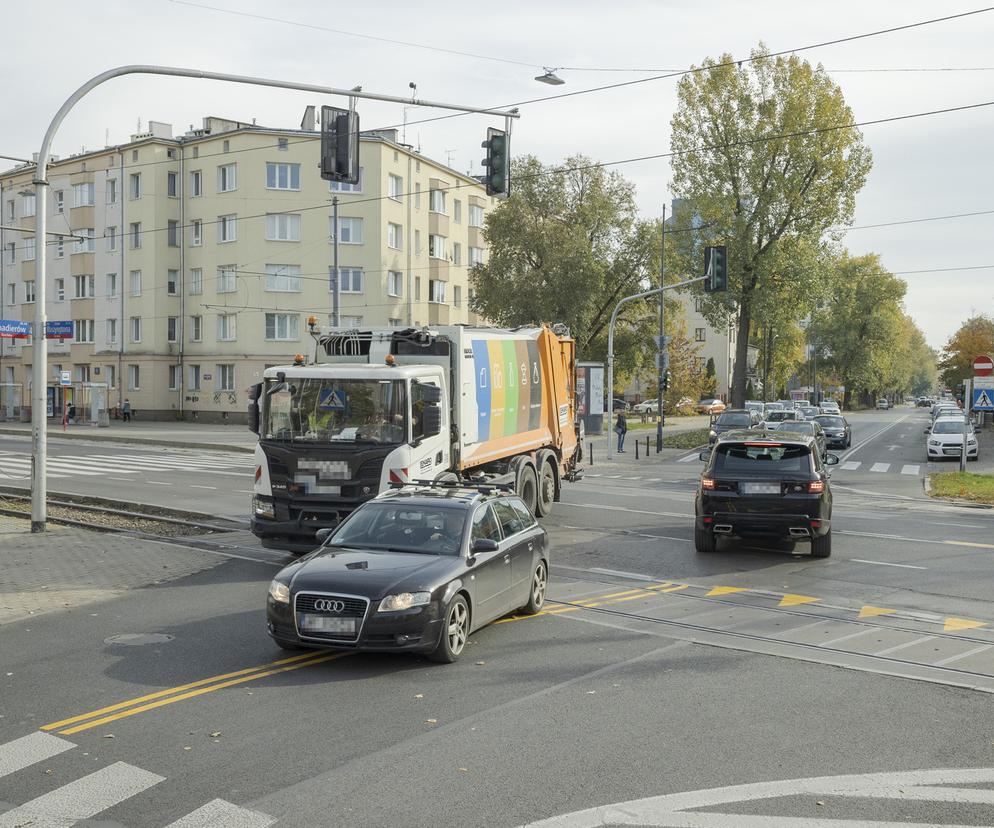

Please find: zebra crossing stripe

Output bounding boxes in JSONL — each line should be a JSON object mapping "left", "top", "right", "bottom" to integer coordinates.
{"left": 0, "top": 732, "right": 74, "bottom": 779}
{"left": 841, "top": 461, "right": 861, "bottom": 471}
{"left": 164, "top": 798, "right": 276, "bottom": 828}
{"left": 678, "top": 453, "right": 699, "bottom": 462}
{"left": 870, "top": 462, "right": 891, "bottom": 473}
{"left": 901, "top": 464, "right": 921, "bottom": 475}
{"left": 0, "top": 458, "right": 105, "bottom": 476}
{"left": 0, "top": 761, "right": 163, "bottom": 828}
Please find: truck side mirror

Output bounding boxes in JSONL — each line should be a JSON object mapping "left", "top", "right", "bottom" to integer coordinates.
{"left": 247, "top": 382, "right": 262, "bottom": 434}
{"left": 422, "top": 404, "right": 442, "bottom": 438}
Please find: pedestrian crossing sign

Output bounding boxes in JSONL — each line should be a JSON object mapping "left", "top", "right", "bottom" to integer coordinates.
{"left": 973, "top": 388, "right": 994, "bottom": 411}
{"left": 317, "top": 388, "right": 347, "bottom": 411}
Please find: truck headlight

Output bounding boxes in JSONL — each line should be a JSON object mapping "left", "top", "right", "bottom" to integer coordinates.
{"left": 378, "top": 592, "right": 431, "bottom": 612}
{"left": 253, "top": 496, "right": 275, "bottom": 519}
{"left": 268, "top": 579, "right": 290, "bottom": 604}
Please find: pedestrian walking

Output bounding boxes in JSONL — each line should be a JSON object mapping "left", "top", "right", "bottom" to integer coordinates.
{"left": 614, "top": 411, "right": 628, "bottom": 453}
{"left": 122, "top": 398, "right": 132, "bottom": 423}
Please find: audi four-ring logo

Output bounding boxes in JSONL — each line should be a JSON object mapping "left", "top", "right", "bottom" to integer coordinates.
{"left": 313, "top": 599, "right": 345, "bottom": 613}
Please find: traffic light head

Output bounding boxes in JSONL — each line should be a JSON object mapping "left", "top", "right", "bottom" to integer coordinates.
{"left": 481, "top": 127, "right": 510, "bottom": 198}
{"left": 704, "top": 245, "right": 727, "bottom": 293}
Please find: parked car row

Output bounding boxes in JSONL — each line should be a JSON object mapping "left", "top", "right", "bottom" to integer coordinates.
{"left": 924, "top": 400, "right": 977, "bottom": 462}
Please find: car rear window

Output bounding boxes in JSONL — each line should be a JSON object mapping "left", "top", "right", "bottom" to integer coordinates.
{"left": 717, "top": 412, "right": 751, "bottom": 426}
{"left": 775, "top": 421, "right": 813, "bottom": 433}
{"left": 714, "top": 443, "right": 812, "bottom": 475}
{"left": 815, "top": 416, "right": 844, "bottom": 427}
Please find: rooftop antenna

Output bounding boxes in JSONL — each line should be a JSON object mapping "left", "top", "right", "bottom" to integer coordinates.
{"left": 444, "top": 149, "right": 456, "bottom": 168}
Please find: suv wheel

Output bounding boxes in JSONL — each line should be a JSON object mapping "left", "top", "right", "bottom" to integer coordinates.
{"left": 811, "top": 529, "right": 832, "bottom": 558}
{"left": 694, "top": 525, "right": 717, "bottom": 554}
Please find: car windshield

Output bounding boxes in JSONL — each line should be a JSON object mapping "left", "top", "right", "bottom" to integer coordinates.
{"left": 932, "top": 420, "right": 968, "bottom": 434}
{"left": 775, "top": 421, "right": 814, "bottom": 434}
{"left": 714, "top": 443, "right": 812, "bottom": 475}
{"left": 263, "top": 377, "right": 407, "bottom": 444}
{"left": 327, "top": 502, "right": 467, "bottom": 555}
{"left": 765, "top": 411, "right": 793, "bottom": 422}
{"left": 815, "top": 416, "right": 845, "bottom": 428}
{"left": 717, "top": 412, "right": 752, "bottom": 426}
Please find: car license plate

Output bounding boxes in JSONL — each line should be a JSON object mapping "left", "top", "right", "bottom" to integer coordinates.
{"left": 943, "top": 448, "right": 961, "bottom": 456}
{"left": 299, "top": 615, "right": 356, "bottom": 634}
{"left": 741, "top": 482, "right": 781, "bottom": 494}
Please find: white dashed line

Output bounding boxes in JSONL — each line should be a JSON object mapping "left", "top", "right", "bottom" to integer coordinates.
{"left": 841, "top": 461, "right": 861, "bottom": 471}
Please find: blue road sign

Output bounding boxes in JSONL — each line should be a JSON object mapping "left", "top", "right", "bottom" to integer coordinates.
{"left": 317, "top": 388, "right": 347, "bottom": 411}
{"left": 973, "top": 388, "right": 994, "bottom": 411}
{"left": 45, "top": 320, "right": 74, "bottom": 339}
{"left": 0, "top": 319, "right": 30, "bottom": 339}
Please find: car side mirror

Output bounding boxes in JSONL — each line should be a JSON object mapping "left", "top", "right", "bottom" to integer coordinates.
{"left": 698, "top": 450, "right": 710, "bottom": 461}
{"left": 315, "top": 527, "right": 334, "bottom": 544}
{"left": 470, "top": 538, "right": 499, "bottom": 554}
{"left": 824, "top": 453, "right": 840, "bottom": 466}
{"left": 923, "top": 428, "right": 930, "bottom": 434}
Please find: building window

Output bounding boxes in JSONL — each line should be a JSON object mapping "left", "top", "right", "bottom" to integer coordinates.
{"left": 191, "top": 219, "right": 202, "bottom": 246}
{"left": 266, "top": 213, "right": 300, "bottom": 241}
{"left": 469, "top": 204, "right": 484, "bottom": 227}
{"left": 22, "top": 193, "right": 36, "bottom": 217}
{"left": 469, "top": 246, "right": 484, "bottom": 267}
{"left": 414, "top": 183, "right": 421, "bottom": 208}
{"left": 24, "top": 281, "right": 35, "bottom": 303}
{"left": 216, "top": 364, "right": 235, "bottom": 392}
{"left": 265, "top": 313, "right": 299, "bottom": 341}
{"left": 217, "top": 163, "right": 237, "bottom": 192}
{"left": 105, "top": 273, "right": 117, "bottom": 297}
{"left": 55, "top": 190, "right": 64, "bottom": 214}
{"left": 453, "top": 199, "right": 462, "bottom": 223}
{"left": 130, "top": 222, "right": 141, "bottom": 249}
{"left": 332, "top": 267, "right": 363, "bottom": 294}
{"left": 73, "top": 228, "right": 95, "bottom": 254}
{"left": 130, "top": 270, "right": 141, "bottom": 296}
{"left": 106, "top": 178, "right": 118, "bottom": 204}
{"left": 414, "top": 277, "right": 421, "bottom": 301}
{"left": 218, "top": 214, "right": 236, "bottom": 243}
{"left": 167, "top": 171, "right": 179, "bottom": 197}
{"left": 105, "top": 365, "right": 116, "bottom": 388}
{"left": 694, "top": 297, "right": 704, "bottom": 313}
{"left": 190, "top": 170, "right": 202, "bottom": 197}
{"left": 217, "top": 266, "right": 237, "bottom": 294}
{"left": 188, "top": 364, "right": 201, "bottom": 391}
{"left": 24, "top": 238, "right": 36, "bottom": 261}
{"left": 328, "top": 168, "right": 363, "bottom": 193}
{"left": 128, "top": 364, "right": 140, "bottom": 390}
{"left": 129, "top": 173, "right": 141, "bottom": 200}
{"left": 265, "top": 264, "right": 301, "bottom": 292}
{"left": 189, "top": 268, "right": 203, "bottom": 295}
{"left": 387, "top": 271, "right": 403, "bottom": 297}
{"left": 167, "top": 269, "right": 179, "bottom": 296}
{"left": 387, "top": 222, "right": 403, "bottom": 250}
{"left": 6, "top": 284, "right": 14, "bottom": 306}
{"left": 74, "top": 274, "right": 95, "bottom": 298}
{"left": 106, "top": 318, "right": 117, "bottom": 344}
{"left": 106, "top": 226, "right": 117, "bottom": 251}
{"left": 222, "top": 140, "right": 229, "bottom": 153}
{"left": 429, "top": 189, "right": 446, "bottom": 214}
{"left": 452, "top": 243, "right": 462, "bottom": 266}
{"left": 332, "top": 217, "right": 363, "bottom": 244}
{"left": 429, "top": 279, "right": 446, "bottom": 304}
{"left": 340, "top": 315, "right": 363, "bottom": 329}
{"left": 266, "top": 162, "right": 300, "bottom": 190}
{"left": 415, "top": 230, "right": 422, "bottom": 255}
{"left": 72, "top": 182, "right": 95, "bottom": 208}
{"left": 428, "top": 234, "right": 446, "bottom": 260}
{"left": 75, "top": 364, "right": 91, "bottom": 383}
{"left": 5, "top": 242, "right": 13, "bottom": 264}
{"left": 389, "top": 317, "right": 403, "bottom": 327}
{"left": 130, "top": 316, "right": 142, "bottom": 343}
{"left": 454, "top": 285, "right": 462, "bottom": 307}
{"left": 167, "top": 220, "right": 179, "bottom": 247}
{"left": 278, "top": 137, "right": 289, "bottom": 151}
{"left": 56, "top": 239, "right": 64, "bottom": 259}
{"left": 55, "top": 278, "right": 65, "bottom": 302}
{"left": 388, "top": 174, "right": 403, "bottom": 200}
{"left": 168, "top": 365, "right": 181, "bottom": 391}
{"left": 190, "top": 316, "right": 202, "bottom": 342}
{"left": 6, "top": 199, "right": 13, "bottom": 223}
{"left": 73, "top": 319, "right": 94, "bottom": 343}
{"left": 217, "top": 314, "right": 237, "bottom": 341}
{"left": 167, "top": 316, "right": 178, "bottom": 342}
{"left": 695, "top": 327, "right": 706, "bottom": 342}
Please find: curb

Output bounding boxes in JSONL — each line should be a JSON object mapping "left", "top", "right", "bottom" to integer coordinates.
{"left": 0, "top": 427, "right": 254, "bottom": 454}
{"left": 923, "top": 472, "right": 994, "bottom": 509}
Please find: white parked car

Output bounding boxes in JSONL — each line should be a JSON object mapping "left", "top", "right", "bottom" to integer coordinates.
{"left": 820, "top": 401, "right": 841, "bottom": 415}
{"left": 925, "top": 418, "right": 978, "bottom": 461}
{"left": 876, "top": 399, "right": 890, "bottom": 410}
{"left": 632, "top": 400, "right": 659, "bottom": 413}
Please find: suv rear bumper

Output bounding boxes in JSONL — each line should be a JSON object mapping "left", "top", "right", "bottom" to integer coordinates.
{"left": 695, "top": 512, "right": 830, "bottom": 539}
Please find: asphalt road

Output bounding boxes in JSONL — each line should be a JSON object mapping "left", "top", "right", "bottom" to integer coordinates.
{"left": 2, "top": 406, "right": 994, "bottom": 826}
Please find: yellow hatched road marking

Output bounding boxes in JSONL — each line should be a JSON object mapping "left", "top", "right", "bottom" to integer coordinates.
{"left": 779, "top": 594, "right": 819, "bottom": 607}
{"left": 858, "top": 605, "right": 896, "bottom": 619}
{"left": 707, "top": 586, "right": 747, "bottom": 597}
{"left": 944, "top": 617, "right": 987, "bottom": 632}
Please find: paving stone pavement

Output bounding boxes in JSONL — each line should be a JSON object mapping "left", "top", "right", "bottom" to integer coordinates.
{"left": 0, "top": 521, "right": 223, "bottom": 624}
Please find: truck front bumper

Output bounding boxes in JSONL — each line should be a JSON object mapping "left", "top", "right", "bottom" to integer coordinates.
{"left": 251, "top": 510, "right": 345, "bottom": 552}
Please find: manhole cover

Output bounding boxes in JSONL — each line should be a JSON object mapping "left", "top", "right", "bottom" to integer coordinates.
{"left": 104, "top": 633, "right": 174, "bottom": 646}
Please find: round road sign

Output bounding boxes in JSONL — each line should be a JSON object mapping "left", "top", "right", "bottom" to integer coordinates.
{"left": 973, "top": 355, "right": 993, "bottom": 376}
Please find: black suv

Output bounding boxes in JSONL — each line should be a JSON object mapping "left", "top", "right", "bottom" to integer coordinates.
{"left": 708, "top": 409, "right": 758, "bottom": 444}
{"left": 695, "top": 431, "right": 839, "bottom": 558}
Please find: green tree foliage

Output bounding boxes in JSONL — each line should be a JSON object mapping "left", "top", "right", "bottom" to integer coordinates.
{"left": 938, "top": 315, "right": 994, "bottom": 389}
{"left": 669, "top": 46, "right": 872, "bottom": 407}
{"left": 470, "top": 155, "right": 659, "bottom": 385}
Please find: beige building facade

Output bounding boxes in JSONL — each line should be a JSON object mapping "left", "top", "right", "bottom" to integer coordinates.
{"left": 0, "top": 117, "right": 491, "bottom": 422}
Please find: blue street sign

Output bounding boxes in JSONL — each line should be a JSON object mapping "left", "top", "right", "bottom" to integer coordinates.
{"left": 0, "top": 319, "right": 30, "bottom": 339}
{"left": 45, "top": 320, "right": 74, "bottom": 339}
{"left": 317, "top": 388, "right": 347, "bottom": 411}
{"left": 972, "top": 388, "right": 994, "bottom": 411}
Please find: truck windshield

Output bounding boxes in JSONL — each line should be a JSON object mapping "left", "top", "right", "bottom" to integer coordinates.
{"left": 263, "top": 378, "right": 407, "bottom": 444}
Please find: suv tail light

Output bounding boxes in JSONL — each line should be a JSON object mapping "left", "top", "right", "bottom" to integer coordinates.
{"left": 702, "top": 477, "right": 716, "bottom": 490}
{"left": 807, "top": 479, "right": 825, "bottom": 493}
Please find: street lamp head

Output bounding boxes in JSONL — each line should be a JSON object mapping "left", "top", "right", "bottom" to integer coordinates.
{"left": 535, "top": 68, "right": 565, "bottom": 85}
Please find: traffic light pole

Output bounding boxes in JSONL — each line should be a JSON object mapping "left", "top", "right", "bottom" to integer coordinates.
{"left": 656, "top": 206, "right": 665, "bottom": 452}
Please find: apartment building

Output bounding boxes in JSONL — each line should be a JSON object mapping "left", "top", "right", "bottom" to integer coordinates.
{"left": 0, "top": 116, "right": 492, "bottom": 422}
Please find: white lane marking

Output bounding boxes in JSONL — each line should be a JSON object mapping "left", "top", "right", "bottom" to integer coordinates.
{"left": 605, "top": 475, "right": 622, "bottom": 479}
{"left": 819, "top": 628, "right": 877, "bottom": 648}
{"left": 0, "top": 761, "right": 163, "bottom": 828}
{"left": 849, "top": 559, "right": 928, "bottom": 570}
{"left": 901, "top": 464, "right": 920, "bottom": 475}
{"left": 841, "top": 461, "right": 861, "bottom": 471}
{"left": 588, "top": 567, "right": 660, "bottom": 582}
{"left": 190, "top": 485, "right": 217, "bottom": 490}
{"left": 0, "top": 732, "right": 75, "bottom": 779}
{"left": 869, "top": 462, "right": 890, "bottom": 473}
{"left": 235, "top": 490, "right": 254, "bottom": 494}
{"left": 624, "top": 476, "right": 642, "bottom": 480}
{"left": 839, "top": 413, "right": 911, "bottom": 462}
{"left": 647, "top": 478, "right": 662, "bottom": 482}
{"left": 678, "top": 453, "right": 699, "bottom": 463}
{"left": 933, "top": 644, "right": 992, "bottom": 667}
{"left": 165, "top": 798, "right": 276, "bottom": 828}
{"left": 146, "top": 481, "right": 172, "bottom": 486}
{"left": 873, "top": 635, "right": 936, "bottom": 657}
{"left": 933, "top": 521, "right": 985, "bottom": 529}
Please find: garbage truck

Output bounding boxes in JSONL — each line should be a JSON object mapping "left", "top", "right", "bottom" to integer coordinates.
{"left": 248, "top": 323, "right": 583, "bottom": 550}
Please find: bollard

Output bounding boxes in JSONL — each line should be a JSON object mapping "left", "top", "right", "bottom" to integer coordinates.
{"left": 646, "top": 435, "right": 650, "bottom": 457}
{"left": 589, "top": 441, "right": 593, "bottom": 466}
{"left": 635, "top": 438, "right": 639, "bottom": 459}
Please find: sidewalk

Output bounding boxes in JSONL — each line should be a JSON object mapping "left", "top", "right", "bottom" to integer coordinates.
{"left": 583, "top": 416, "right": 709, "bottom": 476}
{"left": 0, "top": 419, "right": 256, "bottom": 453}
{"left": 0, "top": 517, "right": 224, "bottom": 624}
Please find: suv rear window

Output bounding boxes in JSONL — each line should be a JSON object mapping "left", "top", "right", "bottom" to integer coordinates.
{"left": 714, "top": 443, "right": 812, "bottom": 475}
{"left": 717, "top": 412, "right": 751, "bottom": 426}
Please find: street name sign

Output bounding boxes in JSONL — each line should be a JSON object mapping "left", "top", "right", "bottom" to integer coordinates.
{"left": 0, "top": 320, "right": 30, "bottom": 339}
{"left": 973, "top": 354, "right": 993, "bottom": 376}
{"left": 45, "top": 320, "right": 74, "bottom": 340}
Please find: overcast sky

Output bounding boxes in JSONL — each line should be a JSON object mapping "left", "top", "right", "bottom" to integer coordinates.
{"left": 2, "top": 0, "right": 992, "bottom": 350}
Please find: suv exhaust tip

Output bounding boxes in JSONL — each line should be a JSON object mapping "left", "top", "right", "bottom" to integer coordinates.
{"left": 713, "top": 524, "right": 733, "bottom": 534}
{"left": 789, "top": 527, "right": 811, "bottom": 538}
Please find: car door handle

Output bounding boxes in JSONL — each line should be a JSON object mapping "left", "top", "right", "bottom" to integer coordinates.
{"left": 504, "top": 554, "right": 511, "bottom": 564}
{"left": 527, "top": 542, "right": 534, "bottom": 551}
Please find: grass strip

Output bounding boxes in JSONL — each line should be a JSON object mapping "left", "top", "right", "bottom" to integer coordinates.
{"left": 928, "top": 471, "right": 994, "bottom": 504}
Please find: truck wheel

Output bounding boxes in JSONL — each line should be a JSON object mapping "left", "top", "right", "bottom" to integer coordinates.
{"left": 694, "top": 526, "right": 716, "bottom": 553}
{"left": 536, "top": 461, "right": 556, "bottom": 517}
{"left": 811, "top": 530, "right": 832, "bottom": 558}
{"left": 518, "top": 465, "right": 538, "bottom": 515}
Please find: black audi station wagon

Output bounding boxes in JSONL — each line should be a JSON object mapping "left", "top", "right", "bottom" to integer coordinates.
{"left": 266, "top": 485, "right": 550, "bottom": 663}
{"left": 695, "top": 431, "right": 839, "bottom": 558}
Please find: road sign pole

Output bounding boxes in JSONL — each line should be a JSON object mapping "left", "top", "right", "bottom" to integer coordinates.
{"left": 656, "top": 205, "right": 665, "bottom": 452}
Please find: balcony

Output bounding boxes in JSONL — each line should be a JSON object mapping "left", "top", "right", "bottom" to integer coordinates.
{"left": 428, "top": 258, "right": 449, "bottom": 281}
{"left": 428, "top": 211, "right": 449, "bottom": 237}
{"left": 428, "top": 302, "right": 450, "bottom": 326}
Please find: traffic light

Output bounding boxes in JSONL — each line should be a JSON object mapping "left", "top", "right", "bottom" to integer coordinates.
{"left": 704, "top": 245, "right": 727, "bottom": 293}
{"left": 320, "top": 106, "right": 360, "bottom": 184}
{"left": 481, "top": 127, "right": 510, "bottom": 198}
{"left": 662, "top": 370, "right": 671, "bottom": 391}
